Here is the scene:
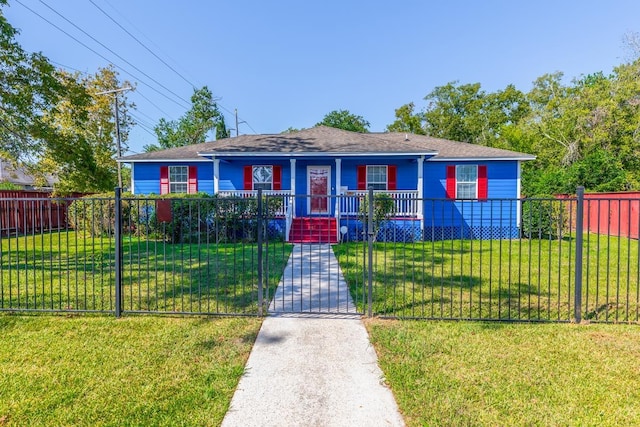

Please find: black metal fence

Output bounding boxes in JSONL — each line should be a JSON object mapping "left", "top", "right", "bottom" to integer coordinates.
{"left": 1, "top": 188, "right": 639, "bottom": 323}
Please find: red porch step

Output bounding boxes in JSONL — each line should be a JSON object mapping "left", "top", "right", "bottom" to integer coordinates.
{"left": 289, "top": 217, "right": 338, "bottom": 243}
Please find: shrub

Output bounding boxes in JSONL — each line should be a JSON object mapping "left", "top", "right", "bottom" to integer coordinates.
{"left": 147, "top": 193, "right": 216, "bottom": 243}
{"left": 68, "top": 192, "right": 124, "bottom": 237}
{"left": 521, "top": 195, "right": 569, "bottom": 239}
{"left": 358, "top": 192, "right": 396, "bottom": 241}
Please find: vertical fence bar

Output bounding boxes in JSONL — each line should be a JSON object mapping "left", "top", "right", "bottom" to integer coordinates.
{"left": 114, "top": 187, "right": 123, "bottom": 318}
{"left": 574, "top": 186, "right": 585, "bottom": 323}
{"left": 257, "top": 189, "right": 264, "bottom": 316}
{"left": 367, "top": 187, "right": 374, "bottom": 317}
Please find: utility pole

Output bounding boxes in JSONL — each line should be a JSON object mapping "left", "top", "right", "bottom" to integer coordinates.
{"left": 96, "top": 87, "right": 131, "bottom": 188}
{"left": 234, "top": 108, "right": 246, "bottom": 137}
{"left": 235, "top": 108, "right": 239, "bottom": 137}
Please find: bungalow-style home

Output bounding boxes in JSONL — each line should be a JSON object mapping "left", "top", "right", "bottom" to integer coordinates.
{"left": 119, "top": 126, "right": 535, "bottom": 242}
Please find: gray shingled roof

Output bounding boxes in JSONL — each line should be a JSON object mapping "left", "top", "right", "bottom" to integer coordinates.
{"left": 120, "top": 126, "right": 535, "bottom": 161}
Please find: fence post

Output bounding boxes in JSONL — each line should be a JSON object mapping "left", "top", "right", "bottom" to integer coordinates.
{"left": 574, "top": 186, "right": 585, "bottom": 323}
{"left": 114, "top": 187, "right": 123, "bottom": 318}
{"left": 257, "top": 189, "right": 264, "bottom": 316}
{"left": 367, "top": 186, "right": 374, "bottom": 317}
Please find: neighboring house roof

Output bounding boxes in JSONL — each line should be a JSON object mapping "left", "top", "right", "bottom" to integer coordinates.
{"left": 120, "top": 126, "right": 535, "bottom": 162}
{"left": 0, "top": 160, "right": 57, "bottom": 188}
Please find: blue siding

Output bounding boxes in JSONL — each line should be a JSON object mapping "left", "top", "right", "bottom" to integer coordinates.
{"left": 133, "top": 162, "right": 213, "bottom": 195}
{"left": 423, "top": 161, "right": 520, "bottom": 239}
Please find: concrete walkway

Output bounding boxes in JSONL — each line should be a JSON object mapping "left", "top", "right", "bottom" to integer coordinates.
{"left": 221, "top": 244, "right": 405, "bottom": 427}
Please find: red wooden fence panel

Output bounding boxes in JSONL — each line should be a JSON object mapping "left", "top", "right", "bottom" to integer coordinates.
{"left": 557, "top": 192, "right": 640, "bottom": 239}
{"left": 0, "top": 190, "right": 81, "bottom": 235}
{"left": 584, "top": 193, "right": 640, "bottom": 239}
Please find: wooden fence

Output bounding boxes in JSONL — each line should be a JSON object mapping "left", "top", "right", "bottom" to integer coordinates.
{"left": 558, "top": 192, "right": 640, "bottom": 239}
{"left": 0, "top": 191, "right": 75, "bottom": 235}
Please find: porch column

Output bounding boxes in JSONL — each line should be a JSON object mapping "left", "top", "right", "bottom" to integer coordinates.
{"left": 417, "top": 156, "right": 424, "bottom": 231}
{"left": 213, "top": 158, "right": 220, "bottom": 194}
{"left": 334, "top": 158, "right": 342, "bottom": 218}
{"left": 290, "top": 159, "right": 296, "bottom": 216}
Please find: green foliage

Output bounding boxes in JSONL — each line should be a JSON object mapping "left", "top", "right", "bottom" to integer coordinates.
{"left": 316, "top": 109, "right": 370, "bottom": 133}
{"left": 422, "top": 81, "right": 529, "bottom": 147}
{"left": 0, "top": 180, "right": 21, "bottom": 190}
{"left": 146, "top": 86, "right": 229, "bottom": 152}
{"left": 148, "top": 193, "right": 216, "bottom": 243}
{"left": 521, "top": 195, "right": 568, "bottom": 239}
{"left": 0, "top": 4, "right": 67, "bottom": 159}
{"left": 358, "top": 193, "right": 396, "bottom": 241}
{"left": 39, "top": 66, "right": 135, "bottom": 195}
{"left": 148, "top": 194, "right": 285, "bottom": 244}
{"left": 67, "top": 192, "right": 284, "bottom": 243}
{"left": 386, "top": 102, "right": 426, "bottom": 134}
{"left": 67, "top": 192, "right": 138, "bottom": 237}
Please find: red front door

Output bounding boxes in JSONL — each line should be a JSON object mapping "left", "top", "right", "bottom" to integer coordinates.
{"left": 308, "top": 166, "right": 330, "bottom": 214}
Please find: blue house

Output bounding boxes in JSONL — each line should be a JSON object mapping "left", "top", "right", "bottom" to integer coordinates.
{"left": 120, "top": 126, "right": 535, "bottom": 242}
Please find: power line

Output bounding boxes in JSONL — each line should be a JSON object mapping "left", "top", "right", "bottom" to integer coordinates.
{"left": 88, "top": 0, "right": 196, "bottom": 89}
{"left": 14, "top": 0, "right": 189, "bottom": 110}
{"left": 101, "top": 0, "right": 199, "bottom": 85}
{"left": 33, "top": 0, "right": 191, "bottom": 108}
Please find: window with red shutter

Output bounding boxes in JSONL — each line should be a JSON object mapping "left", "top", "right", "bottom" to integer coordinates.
{"left": 447, "top": 165, "right": 487, "bottom": 200}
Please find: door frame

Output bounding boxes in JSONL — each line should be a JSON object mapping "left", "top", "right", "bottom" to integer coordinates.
{"left": 306, "top": 165, "right": 331, "bottom": 215}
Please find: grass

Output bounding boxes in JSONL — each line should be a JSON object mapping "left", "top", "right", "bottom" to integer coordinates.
{"left": 367, "top": 319, "right": 640, "bottom": 427}
{"left": 0, "top": 231, "right": 292, "bottom": 314}
{"left": 0, "top": 314, "right": 262, "bottom": 426}
{"left": 334, "top": 233, "right": 640, "bottom": 322}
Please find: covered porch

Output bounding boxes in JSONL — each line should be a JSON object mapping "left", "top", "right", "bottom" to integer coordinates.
{"left": 217, "top": 189, "right": 422, "bottom": 243}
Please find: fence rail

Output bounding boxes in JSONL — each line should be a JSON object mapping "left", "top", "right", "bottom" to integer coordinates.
{"left": 1, "top": 188, "right": 639, "bottom": 323}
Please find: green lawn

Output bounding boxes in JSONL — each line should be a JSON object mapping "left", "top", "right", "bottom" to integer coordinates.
{"left": 367, "top": 320, "right": 640, "bottom": 427}
{"left": 0, "top": 314, "right": 262, "bottom": 426}
{"left": 334, "top": 234, "right": 640, "bottom": 322}
{"left": 0, "top": 231, "right": 292, "bottom": 315}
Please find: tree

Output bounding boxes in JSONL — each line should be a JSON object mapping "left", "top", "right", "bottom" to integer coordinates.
{"left": 421, "top": 81, "right": 528, "bottom": 147}
{"left": 38, "top": 66, "right": 135, "bottom": 194}
{"left": 0, "top": 1, "right": 67, "bottom": 160}
{"left": 316, "top": 109, "right": 370, "bottom": 133}
{"left": 146, "top": 86, "right": 228, "bottom": 151}
{"left": 386, "top": 102, "right": 426, "bottom": 135}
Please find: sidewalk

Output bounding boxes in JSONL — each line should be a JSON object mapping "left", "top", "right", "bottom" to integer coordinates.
{"left": 221, "top": 244, "right": 405, "bottom": 427}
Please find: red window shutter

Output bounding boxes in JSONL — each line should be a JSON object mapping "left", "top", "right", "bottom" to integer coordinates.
{"left": 387, "top": 165, "right": 397, "bottom": 190}
{"left": 357, "top": 165, "right": 367, "bottom": 190}
{"left": 244, "top": 166, "right": 253, "bottom": 190}
{"left": 188, "top": 166, "right": 198, "bottom": 194}
{"left": 273, "top": 165, "right": 282, "bottom": 190}
{"left": 160, "top": 166, "right": 169, "bottom": 195}
{"left": 445, "top": 165, "right": 456, "bottom": 199}
{"left": 478, "top": 165, "right": 488, "bottom": 200}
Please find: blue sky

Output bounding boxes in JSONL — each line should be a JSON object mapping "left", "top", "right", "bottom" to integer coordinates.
{"left": 4, "top": 0, "right": 640, "bottom": 154}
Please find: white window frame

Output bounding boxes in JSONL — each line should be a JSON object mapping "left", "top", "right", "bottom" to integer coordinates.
{"left": 252, "top": 165, "right": 273, "bottom": 191}
{"left": 456, "top": 165, "right": 478, "bottom": 199}
{"left": 169, "top": 165, "right": 188, "bottom": 194}
{"left": 367, "top": 165, "right": 388, "bottom": 191}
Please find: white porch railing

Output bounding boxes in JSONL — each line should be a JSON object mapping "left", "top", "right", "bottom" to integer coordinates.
{"left": 339, "top": 190, "right": 420, "bottom": 217}
{"left": 217, "top": 190, "right": 420, "bottom": 218}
